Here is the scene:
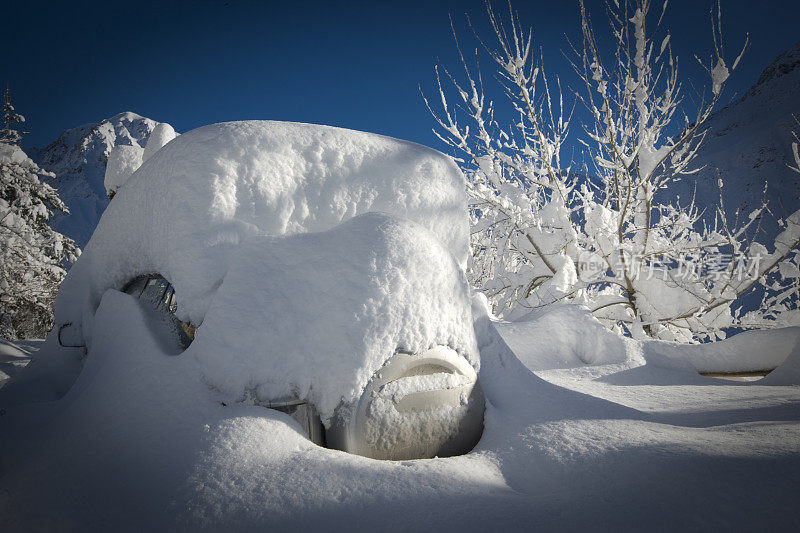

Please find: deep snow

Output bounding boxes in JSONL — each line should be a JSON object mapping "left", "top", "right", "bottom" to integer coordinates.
{"left": 105, "top": 122, "right": 180, "bottom": 197}
{"left": 51, "top": 120, "right": 472, "bottom": 424}
{"left": 2, "top": 119, "right": 799, "bottom": 531}
{"left": 1, "top": 295, "right": 799, "bottom": 531}
{"left": 56, "top": 120, "right": 469, "bottom": 346}
{"left": 192, "top": 213, "right": 478, "bottom": 422}
{"left": 498, "top": 303, "right": 800, "bottom": 374}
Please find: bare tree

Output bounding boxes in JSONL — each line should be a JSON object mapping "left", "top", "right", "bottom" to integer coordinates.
{"left": 425, "top": 0, "right": 800, "bottom": 342}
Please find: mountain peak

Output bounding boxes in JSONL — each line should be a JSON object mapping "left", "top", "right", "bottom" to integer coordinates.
{"left": 748, "top": 40, "right": 800, "bottom": 95}
{"left": 106, "top": 111, "right": 146, "bottom": 123}
{"left": 30, "top": 112, "right": 175, "bottom": 248}
{"left": 677, "top": 41, "right": 800, "bottom": 245}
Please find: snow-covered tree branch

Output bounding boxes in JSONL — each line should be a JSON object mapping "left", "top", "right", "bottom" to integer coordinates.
{"left": 421, "top": 0, "right": 580, "bottom": 319}
{"left": 426, "top": 0, "right": 800, "bottom": 342}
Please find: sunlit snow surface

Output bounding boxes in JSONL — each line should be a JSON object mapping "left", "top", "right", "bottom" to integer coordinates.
{"left": 1, "top": 296, "right": 799, "bottom": 531}
{"left": 52, "top": 121, "right": 474, "bottom": 425}
{"left": 2, "top": 119, "right": 799, "bottom": 530}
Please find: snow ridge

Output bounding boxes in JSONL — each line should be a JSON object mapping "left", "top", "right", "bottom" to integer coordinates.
{"left": 680, "top": 41, "right": 800, "bottom": 230}
{"left": 748, "top": 40, "right": 800, "bottom": 97}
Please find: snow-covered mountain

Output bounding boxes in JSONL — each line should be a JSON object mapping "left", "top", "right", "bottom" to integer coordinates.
{"left": 679, "top": 41, "right": 800, "bottom": 234}
{"left": 29, "top": 112, "right": 174, "bottom": 248}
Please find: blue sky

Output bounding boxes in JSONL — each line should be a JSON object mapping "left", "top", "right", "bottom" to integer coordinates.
{"left": 3, "top": 0, "right": 798, "bottom": 153}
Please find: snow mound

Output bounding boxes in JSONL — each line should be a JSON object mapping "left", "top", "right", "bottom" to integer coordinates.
{"left": 104, "top": 145, "right": 144, "bottom": 197}
{"left": 3, "top": 277, "right": 800, "bottom": 529}
{"left": 56, "top": 120, "right": 469, "bottom": 345}
{"left": 756, "top": 335, "right": 800, "bottom": 385}
{"left": 142, "top": 122, "right": 178, "bottom": 163}
{"left": 192, "top": 213, "right": 478, "bottom": 422}
{"left": 51, "top": 121, "right": 471, "bottom": 419}
{"left": 104, "top": 124, "right": 179, "bottom": 197}
{"left": 642, "top": 326, "right": 800, "bottom": 374}
{"left": 493, "top": 304, "right": 634, "bottom": 370}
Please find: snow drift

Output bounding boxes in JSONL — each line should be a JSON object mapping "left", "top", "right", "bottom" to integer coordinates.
{"left": 3, "top": 291, "right": 800, "bottom": 531}
{"left": 5, "top": 119, "right": 800, "bottom": 530}
{"left": 494, "top": 304, "right": 634, "bottom": 370}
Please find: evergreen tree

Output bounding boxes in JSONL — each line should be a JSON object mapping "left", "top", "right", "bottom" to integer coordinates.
{"left": 1, "top": 85, "right": 27, "bottom": 144}
{"left": 0, "top": 87, "right": 80, "bottom": 339}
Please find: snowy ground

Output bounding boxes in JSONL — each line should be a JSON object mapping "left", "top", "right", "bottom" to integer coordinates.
{"left": 0, "top": 339, "right": 42, "bottom": 385}
{"left": 2, "top": 120, "right": 798, "bottom": 530}
{"left": 1, "top": 298, "right": 799, "bottom": 532}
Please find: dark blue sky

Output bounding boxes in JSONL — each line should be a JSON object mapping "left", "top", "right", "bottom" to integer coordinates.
{"left": 3, "top": 0, "right": 798, "bottom": 152}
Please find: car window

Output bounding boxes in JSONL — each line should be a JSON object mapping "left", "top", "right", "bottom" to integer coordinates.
{"left": 123, "top": 275, "right": 194, "bottom": 349}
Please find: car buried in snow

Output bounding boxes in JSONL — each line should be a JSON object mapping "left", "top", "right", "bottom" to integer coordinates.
{"left": 51, "top": 120, "right": 485, "bottom": 460}
{"left": 116, "top": 267, "right": 484, "bottom": 460}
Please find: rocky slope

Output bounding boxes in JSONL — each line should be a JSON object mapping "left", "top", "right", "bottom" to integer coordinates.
{"left": 677, "top": 41, "right": 800, "bottom": 235}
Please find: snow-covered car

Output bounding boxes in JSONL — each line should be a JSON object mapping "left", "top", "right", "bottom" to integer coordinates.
{"left": 5, "top": 120, "right": 800, "bottom": 531}
{"left": 51, "top": 120, "right": 484, "bottom": 460}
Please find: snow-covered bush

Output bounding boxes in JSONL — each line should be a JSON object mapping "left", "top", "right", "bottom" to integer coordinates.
{"left": 425, "top": 0, "right": 800, "bottom": 342}
{"left": 0, "top": 89, "right": 79, "bottom": 339}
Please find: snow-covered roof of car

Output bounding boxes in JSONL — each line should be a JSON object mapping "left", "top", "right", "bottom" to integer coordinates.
{"left": 56, "top": 120, "right": 469, "bottom": 335}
